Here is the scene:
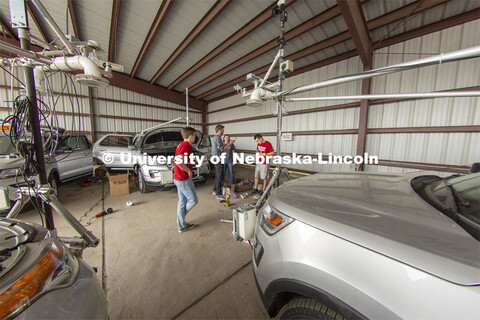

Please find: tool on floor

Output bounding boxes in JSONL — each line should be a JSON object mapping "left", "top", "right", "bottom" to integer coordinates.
{"left": 222, "top": 195, "right": 231, "bottom": 207}
{"left": 126, "top": 200, "right": 137, "bottom": 206}
{"left": 94, "top": 207, "right": 113, "bottom": 218}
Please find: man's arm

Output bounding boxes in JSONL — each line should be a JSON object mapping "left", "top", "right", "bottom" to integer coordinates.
{"left": 178, "top": 163, "right": 192, "bottom": 179}
{"left": 266, "top": 142, "right": 275, "bottom": 156}
{"left": 215, "top": 135, "right": 225, "bottom": 153}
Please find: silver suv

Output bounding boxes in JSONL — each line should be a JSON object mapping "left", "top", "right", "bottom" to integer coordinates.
{"left": 253, "top": 172, "right": 480, "bottom": 319}
{"left": 131, "top": 127, "right": 210, "bottom": 193}
{"left": 0, "top": 218, "right": 107, "bottom": 319}
{"left": 0, "top": 134, "right": 93, "bottom": 197}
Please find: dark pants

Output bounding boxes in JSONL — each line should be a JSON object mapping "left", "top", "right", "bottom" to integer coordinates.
{"left": 214, "top": 163, "right": 225, "bottom": 195}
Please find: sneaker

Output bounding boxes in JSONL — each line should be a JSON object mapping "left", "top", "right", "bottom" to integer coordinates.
{"left": 216, "top": 195, "right": 225, "bottom": 200}
{"left": 251, "top": 189, "right": 258, "bottom": 194}
{"left": 259, "top": 190, "right": 264, "bottom": 196}
{"left": 211, "top": 191, "right": 217, "bottom": 195}
{"left": 178, "top": 223, "right": 196, "bottom": 233}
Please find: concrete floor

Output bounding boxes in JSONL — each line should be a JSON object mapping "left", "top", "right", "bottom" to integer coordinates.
{"left": 16, "top": 165, "right": 302, "bottom": 319}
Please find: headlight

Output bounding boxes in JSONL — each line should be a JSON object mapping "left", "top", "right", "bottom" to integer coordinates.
{"left": 0, "top": 169, "right": 18, "bottom": 180}
{"left": 0, "top": 239, "right": 79, "bottom": 319}
{"left": 259, "top": 203, "right": 294, "bottom": 236}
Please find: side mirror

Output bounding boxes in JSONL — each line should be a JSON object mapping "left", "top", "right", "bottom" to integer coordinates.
{"left": 470, "top": 162, "right": 480, "bottom": 173}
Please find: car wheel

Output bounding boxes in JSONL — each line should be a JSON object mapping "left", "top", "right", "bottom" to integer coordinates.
{"left": 48, "top": 173, "right": 59, "bottom": 198}
{"left": 278, "top": 298, "right": 345, "bottom": 320}
{"left": 138, "top": 174, "right": 150, "bottom": 194}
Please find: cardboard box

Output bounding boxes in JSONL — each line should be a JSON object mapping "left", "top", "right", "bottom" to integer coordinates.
{"left": 107, "top": 173, "right": 130, "bottom": 197}
{"left": 224, "top": 179, "right": 253, "bottom": 193}
{"left": 236, "top": 184, "right": 253, "bottom": 192}
{"left": 223, "top": 183, "right": 236, "bottom": 192}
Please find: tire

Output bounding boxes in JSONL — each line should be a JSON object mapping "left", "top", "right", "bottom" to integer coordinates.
{"left": 278, "top": 298, "right": 345, "bottom": 320}
{"left": 48, "top": 173, "right": 59, "bottom": 198}
{"left": 196, "top": 174, "right": 208, "bottom": 184}
{"left": 138, "top": 174, "right": 150, "bottom": 194}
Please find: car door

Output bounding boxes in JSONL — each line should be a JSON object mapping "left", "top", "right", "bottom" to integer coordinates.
{"left": 95, "top": 135, "right": 132, "bottom": 168}
{"left": 55, "top": 135, "right": 92, "bottom": 181}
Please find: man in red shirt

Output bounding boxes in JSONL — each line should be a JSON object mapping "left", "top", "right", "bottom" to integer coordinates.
{"left": 252, "top": 134, "right": 275, "bottom": 196}
{"left": 174, "top": 127, "right": 198, "bottom": 233}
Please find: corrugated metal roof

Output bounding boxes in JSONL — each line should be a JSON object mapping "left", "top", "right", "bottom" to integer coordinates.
{"left": 156, "top": 0, "right": 272, "bottom": 88}
{"left": 370, "top": 0, "right": 480, "bottom": 43}
{"left": 115, "top": 0, "right": 164, "bottom": 75}
{"left": 0, "top": 0, "right": 478, "bottom": 105}
{"left": 134, "top": 0, "right": 217, "bottom": 81}
{"left": 169, "top": 0, "right": 338, "bottom": 90}
{"left": 68, "top": 0, "right": 112, "bottom": 62}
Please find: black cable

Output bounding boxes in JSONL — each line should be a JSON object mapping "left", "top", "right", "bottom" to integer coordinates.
{"left": 0, "top": 65, "right": 26, "bottom": 88}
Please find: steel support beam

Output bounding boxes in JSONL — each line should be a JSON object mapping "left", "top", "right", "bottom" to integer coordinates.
{"left": 337, "top": 0, "right": 372, "bottom": 67}
{"left": 108, "top": 0, "right": 122, "bottom": 62}
{"left": 130, "top": 0, "right": 174, "bottom": 77}
{"left": 67, "top": 0, "right": 80, "bottom": 39}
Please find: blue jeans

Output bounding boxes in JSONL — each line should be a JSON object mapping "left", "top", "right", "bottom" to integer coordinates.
{"left": 174, "top": 179, "right": 198, "bottom": 230}
{"left": 224, "top": 162, "right": 234, "bottom": 184}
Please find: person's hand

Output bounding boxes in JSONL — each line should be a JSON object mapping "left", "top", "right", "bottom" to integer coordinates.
{"left": 188, "top": 170, "right": 193, "bottom": 179}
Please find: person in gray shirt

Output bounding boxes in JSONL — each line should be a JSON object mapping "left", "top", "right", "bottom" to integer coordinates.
{"left": 212, "top": 125, "right": 234, "bottom": 197}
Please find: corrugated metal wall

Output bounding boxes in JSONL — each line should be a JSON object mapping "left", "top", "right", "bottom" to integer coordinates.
{"left": 207, "top": 20, "right": 479, "bottom": 176}
{"left": 367, "top": 19, "right": 480, "bottom": 175}
{"left": 0, "top": 69, "right": 91, "bottom": 137}
{"left": 207, "top": 55, "right": 362, "bottom": 173}
{"left": 93, "top": 85, "right": 201, "bottom": 140}
{"left": 0, "top": 70, "right": 200, "bottom": 143}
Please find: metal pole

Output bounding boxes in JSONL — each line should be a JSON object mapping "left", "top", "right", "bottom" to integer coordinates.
{"left": 186, "top": 87, "right": 189, "bottom": 126}
{"left": 0, "top": 39, "right": 52, "bottom": 64}
{"left": 276, "top": 45, "right": 480, "bottom": 98}
{"left": 286, "top": 91, "right": 480, "bottom": 101}
{"left": 16, "top": 28, "right": 55, "bottom": 230}
{"left": 274, "top": 0, "right": 287, "bottom": 188}
{"left": 41, "top": 194, "right": 99, "bottom": 247}
{"left": 28, "top": 0, "right": 79, "bottom": 55}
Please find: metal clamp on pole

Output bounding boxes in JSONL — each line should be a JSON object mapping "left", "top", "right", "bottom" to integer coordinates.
{"left": 255, "top": 167, "right": 281, "bottom": 210}
{"left": 39, "top": 192, "right": 100, "bottom": 248}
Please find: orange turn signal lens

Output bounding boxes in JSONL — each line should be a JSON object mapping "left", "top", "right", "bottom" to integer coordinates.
{"left": 266, "top": 215, "right": 284, "bottom": 227}
{"left": 0, "top": 241, "right": 64, "bottom": 319}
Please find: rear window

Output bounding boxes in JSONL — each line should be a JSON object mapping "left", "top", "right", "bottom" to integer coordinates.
{"left": 57, "top": 135, "right": 89, "bottom": 150}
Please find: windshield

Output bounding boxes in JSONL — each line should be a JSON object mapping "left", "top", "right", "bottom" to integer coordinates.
{"left": 142, "top": 131, "right": 198, "bottom": 151}
{"left": 413, "top": 173, "right": 480, "bottom": 240}
{"left": 439, "top": 174, "right": 480, "bottom": 224}
{"left": 0, "top": 135, "right": 18, "bottom": 155}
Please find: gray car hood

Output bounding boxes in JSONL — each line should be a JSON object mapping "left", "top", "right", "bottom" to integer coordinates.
{"left": 270, "top": 172, "right": 480, "bottom": 286}
{"left": 0, "top": 156, "right": 23, "bottom": 170}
